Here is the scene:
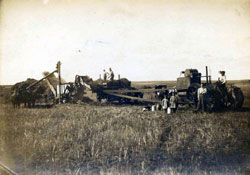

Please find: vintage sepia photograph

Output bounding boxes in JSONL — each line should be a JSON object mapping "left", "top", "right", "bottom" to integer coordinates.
{"left": 0, "top": 0, "right": 250, "bottom": 174}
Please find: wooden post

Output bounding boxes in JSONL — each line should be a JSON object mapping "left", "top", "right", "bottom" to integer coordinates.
{"left": 57, "top": 61, "right": 62, "bottom": 104}
{"left": 206, "top": 66, "right": 208, "bottom": 84}
{"left": 45, "top": 79, "right": 57, "bottom": 97}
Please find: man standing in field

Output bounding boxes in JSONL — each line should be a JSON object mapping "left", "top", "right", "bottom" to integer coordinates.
{"left": 196, "top": 84, "right": 207, "bottom": 112}
{"left": 169, "top": 92, "right": 178, "bottom": 113}
{"left": 161, "top": 95, "right": 168, "bottom": 112}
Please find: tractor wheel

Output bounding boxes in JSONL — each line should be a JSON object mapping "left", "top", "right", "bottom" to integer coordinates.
{"left": 205, "top": 89, "right": 220, "bottom": 112}
{"left": 229, "top": 87, "right": 244, "bottom": 109}
{"left": 205, "top": 96, "right": 216, "bottom": 112}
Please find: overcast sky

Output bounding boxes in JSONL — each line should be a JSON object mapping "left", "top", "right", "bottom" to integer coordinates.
{"left": 1, "top": 0, "right": 250, "bottom": 85}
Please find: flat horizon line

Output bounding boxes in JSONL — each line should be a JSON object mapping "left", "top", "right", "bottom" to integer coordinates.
{"left": 0, "top": 79, "right": 249, "bottom": 86}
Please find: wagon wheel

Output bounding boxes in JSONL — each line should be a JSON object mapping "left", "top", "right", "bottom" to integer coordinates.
{"left": 106, "top": 96, "right": 114, "bottom": 104}
{"left": 122, "top": 97, "right": 131, "bottom": 104}
{"left": 117, "top": 97, "right": 125, "bottom": 104}
{"left": 118, "top": 92, "right": 131, "bottom": 104}
{"left": 117, "top": 97, "right": 123, "bottom": 104}
{"left": 96, "top": 93, "right": 102, "bottom": 103}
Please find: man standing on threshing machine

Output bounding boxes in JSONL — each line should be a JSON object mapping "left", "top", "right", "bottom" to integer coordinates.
{"left": 196, "top": 84, "right": 207, "bottom": 112}
{"left": 109, "top": 68, "right": 114, "bottom": 81}
{"left": 103, "top": 69, "right": 108, "bottom": 81}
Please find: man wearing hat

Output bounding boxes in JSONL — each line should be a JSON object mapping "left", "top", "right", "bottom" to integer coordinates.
{"left": 103, "top": 69, "right": 108, "bottom": 81}
{"left": 218, "top": 71, "right": 227, "bottom": 87}
{"left": 217, "top": 70, "right": 229, "bottom": 105}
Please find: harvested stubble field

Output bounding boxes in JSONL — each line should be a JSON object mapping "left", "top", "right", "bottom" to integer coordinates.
{"left": 0, "top": 80, "right": 250, "bottom": 175}
{"left": 0, "top": 102, "right": 250, "bottom": 175}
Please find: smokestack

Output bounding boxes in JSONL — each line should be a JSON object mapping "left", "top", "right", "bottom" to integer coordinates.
{"left": 206, "top": 66, "right": 208, "bottom": 84}
{"left": 209, "top": 66, "right": 212, "bottom": 84}
{"left": 57, "top": 61, "right": 62, "bottom": 104}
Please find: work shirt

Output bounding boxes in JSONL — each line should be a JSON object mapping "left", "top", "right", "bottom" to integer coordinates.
{"left": 170, "top": 95, "right": 177, "bottom": 108}
{"left": 109, "top": 71, "right": 114, "bottom": 80}
{"left": 162, "top": 98, "right": 168, "bottom": 109}
{"left": 103, "top": 72, "right": 108, "bottom": 81}
{"left": 197, "top": 87, "right": 207, "bottom": 99}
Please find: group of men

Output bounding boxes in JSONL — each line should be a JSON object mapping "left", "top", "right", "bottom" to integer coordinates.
{"left": 103, "top": 68, "right": 114, "bottom": 81}
{"left": 144, "top": 91, "right": 178, "bottom": 113}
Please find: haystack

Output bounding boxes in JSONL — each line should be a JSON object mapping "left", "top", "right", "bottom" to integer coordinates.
{"left": 43, "top": 72, "right": 66, "bottom": 90}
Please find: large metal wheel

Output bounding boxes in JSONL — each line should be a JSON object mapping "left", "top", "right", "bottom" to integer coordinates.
{"left": 228, "top": 86, "right": 244, "bottom": 109}
{"left": 96, "top": 93, "right": 102, "bottom": 103}
{"left": 204, "top": 89, "right": 220, "bottom": 112}
{"left": 123, "top": 97, "right": 131, "bottom": 104}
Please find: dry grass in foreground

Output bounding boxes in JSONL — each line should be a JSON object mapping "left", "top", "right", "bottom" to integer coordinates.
{"left": 0, "top": 103, "right": 250, "bottom": 175}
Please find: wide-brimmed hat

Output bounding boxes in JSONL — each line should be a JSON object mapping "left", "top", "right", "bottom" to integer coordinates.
{"left": 219, "top": 71, "right": 225, "bottom": 74}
